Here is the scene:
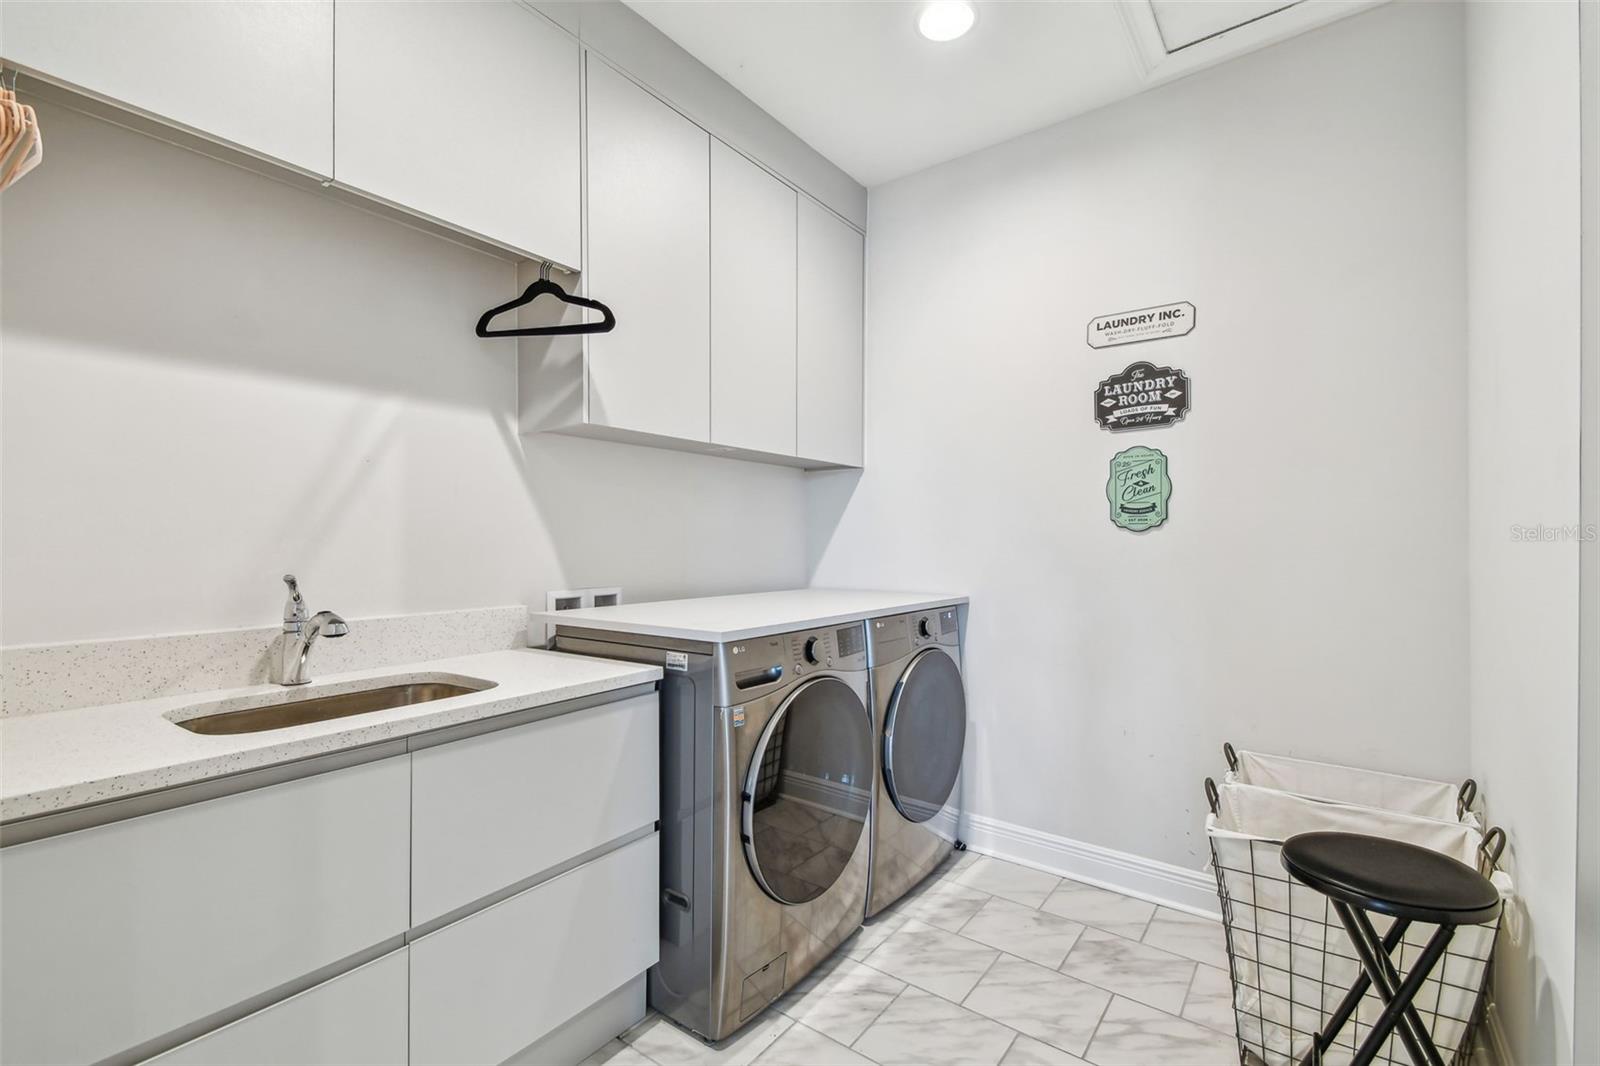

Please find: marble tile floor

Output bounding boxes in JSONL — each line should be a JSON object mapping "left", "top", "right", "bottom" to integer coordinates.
{"left": 585, "top": 853, "right": 1244, "bottom": 1066}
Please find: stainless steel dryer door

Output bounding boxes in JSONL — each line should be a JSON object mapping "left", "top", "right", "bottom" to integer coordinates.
{"left": 883, "top": 648, "right": 966, "bottom": 824}
{"left": 742, "top": 676, "right": 873, "bottom": 905}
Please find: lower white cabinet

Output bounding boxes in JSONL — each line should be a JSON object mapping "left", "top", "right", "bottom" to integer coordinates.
{"left": 0, "top": 691, "right": 659, "bottom": 1066}
{"left": 411, "top": 693, "right": 659, "bottom": 925}
{"left": 0, "top": 756, "right": 411, "bottom": 1066}
{"left": 146, "top": 950, "right": 408, "bottom": 1066}
{"left": 409, "top": 833, "right": 660, "bottom": 1066}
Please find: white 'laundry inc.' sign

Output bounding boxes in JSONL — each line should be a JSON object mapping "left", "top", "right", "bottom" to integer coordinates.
{"left": 1087, "top": 301, "right": 1195, "bottom": 349}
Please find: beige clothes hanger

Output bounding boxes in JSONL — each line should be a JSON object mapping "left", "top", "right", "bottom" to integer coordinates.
{"left": 0, "top": 70, "right": 41, "bottom": 191}
{"left": 0, "top": 105, "right": 41, "bottom": 190}
{"left": 0, "top": 81, "right": 19, "bottom": 160}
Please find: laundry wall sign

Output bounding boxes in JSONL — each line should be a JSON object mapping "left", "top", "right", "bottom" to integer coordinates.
{"left": 1107, "top": 445, "right": 1172, "bottom": 532}
{"left": 1087, "top": 301, "right": 1195, "bottom": 349}
{"left": 1095, "top": 362, "right": 1191, "bottom": 431}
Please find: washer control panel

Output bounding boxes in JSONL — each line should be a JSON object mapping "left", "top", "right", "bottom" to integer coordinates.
{"left": 788, "top": 622, "right": 868, "bottom": 676}
{"left": 717, "top": 623, "right": 869, "bottom": 701}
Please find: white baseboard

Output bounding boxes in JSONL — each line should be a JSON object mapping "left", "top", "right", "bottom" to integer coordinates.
{"left": 958, "top": 812, "right": 1222, "bottom": 919}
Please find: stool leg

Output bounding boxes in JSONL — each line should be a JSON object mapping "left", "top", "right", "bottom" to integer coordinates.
{"left": 1336, "top": 905, "right": 1438, "bottom": 1065}
{"left": 1298, "top": 917, "right": 1411, "bottom": 1066}
{"left": 1338, "top": 908, "right": 1454, "bottom": 1066}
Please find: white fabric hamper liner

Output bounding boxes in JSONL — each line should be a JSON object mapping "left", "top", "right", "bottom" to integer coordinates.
{"left": 1207, "top": 781, "right": 1511, "bottom": 1066}
{"left": 1223, "top": 745, "right": 1479, "bottom": 827}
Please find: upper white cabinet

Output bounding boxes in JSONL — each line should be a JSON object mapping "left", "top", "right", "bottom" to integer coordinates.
{"left": 524, "top": 60, "right": 864, "bottom": 470}
{"left": 6, "top": 0, "right": 865, "bottom": 468}
{"left": 711, "top": 142, "right": 798, "bottom": 456}
{"left": 0, "top": 0, "right": 333, "bottom": 175}
{"left": 585, "top": 58, "right": 712, "bottom": 442}
{"left": 797, "top": 200, "right": 866, "bottom": 468}
{"left": 333, "top": 1, "right": 581, "bottom": 267}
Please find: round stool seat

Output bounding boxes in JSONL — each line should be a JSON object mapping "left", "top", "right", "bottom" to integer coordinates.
{"left": 1281, "top": 832, "right": 1501, "bottom": 926}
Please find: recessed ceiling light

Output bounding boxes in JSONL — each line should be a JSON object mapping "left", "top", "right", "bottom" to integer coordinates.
{"left": 918, "top": 1, "right": 975, "bottom": 42}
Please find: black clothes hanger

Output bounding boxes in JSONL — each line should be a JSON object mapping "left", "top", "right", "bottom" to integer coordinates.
{"left": 475, "top": 261, "right": 617, "bottom": 338}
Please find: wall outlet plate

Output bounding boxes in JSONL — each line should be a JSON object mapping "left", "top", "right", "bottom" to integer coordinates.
{"left": 536, "top": 587, "right": 623, "bottom": 646}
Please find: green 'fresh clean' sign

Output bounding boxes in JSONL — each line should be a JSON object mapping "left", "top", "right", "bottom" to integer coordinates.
{"left": 1106, "top": 446, "right": 1172, "bottom": 532}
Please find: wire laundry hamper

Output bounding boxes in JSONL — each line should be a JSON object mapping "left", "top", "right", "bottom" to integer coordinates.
{"left": 1221, "top": 743, "right": 1481, "bottom": 828}
{"left": 1205, "top": 777, "right": 1509, "bottom": 1066}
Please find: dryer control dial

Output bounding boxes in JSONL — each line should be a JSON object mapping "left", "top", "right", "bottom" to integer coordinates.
{"left": 916, "top": 616, "right": 934, "bottom": 639}
{"left": 802, "top": 636, "right": 823, "bottom": 664}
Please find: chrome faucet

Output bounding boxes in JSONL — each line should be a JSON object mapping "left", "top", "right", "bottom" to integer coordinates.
{"left": 279, "top": 574, "right": 349, "bottom": 686}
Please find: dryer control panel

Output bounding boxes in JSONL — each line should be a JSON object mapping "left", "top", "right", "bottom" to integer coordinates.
{"left": 911, "top": 606, "right": 961, "bottom": 649}
{"left": 871, "top": 605, "right": 962, "bottom": 661}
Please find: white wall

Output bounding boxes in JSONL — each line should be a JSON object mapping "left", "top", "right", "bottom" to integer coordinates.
{"left": 1465, "top": 2, "right": 1583, "bottom": 1063}
{"left": 1576, "top": 5, "right": 1600, "bottom": 1060}
{"left": 810, "top": 1, "right": 1470, "bottom": 872}
{"left": 0, "top": 100, "right": 808, "bottom": 646}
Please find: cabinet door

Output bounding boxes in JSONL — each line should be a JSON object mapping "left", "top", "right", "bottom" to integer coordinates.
{"left": 411, "top": 692, "right": 659, "bottom": 925}
{"left": 797, "top": 199, "right": 866, "bottom": 467}
{"left": 145, "top": 950, "right": 408, "bottom": 1066}
{"left": 409, "top": 834, "right": 659, "bottom": 1066}
{"left": 0, "top": 0, "right": 332, "bottom": 175}
{"left": 334, "top": 1, "right": 581, "bottom": 266}
{"left": 711, "top": 142, "right": 798, "bottom": 456}
{"left": 585, "top": 58, "right": 711, "bottom": 442}
{"left": 0, "top": 757, "right": 410, "bottom": 1066}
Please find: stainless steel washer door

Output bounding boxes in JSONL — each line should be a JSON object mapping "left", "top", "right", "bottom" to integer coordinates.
{"left": 883, "top": 648, "right": 966, "bottom": 824}
{"left": 742, "top": 676, "right": 873, "bottom": 905}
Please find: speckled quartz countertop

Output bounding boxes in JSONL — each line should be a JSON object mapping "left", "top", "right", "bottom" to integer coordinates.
{"left": 0, "top": 649, "right": 660, "bottom": 823}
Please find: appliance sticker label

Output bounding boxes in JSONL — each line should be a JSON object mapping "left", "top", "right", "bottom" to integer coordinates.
{"left": 731, "top": 706, "right": 746, "bottom": 728}
{"left": 665, "top": 651, "right": 688, "bottom": 672}
{"left": 1095, "top": 361, "right": 1191, "bottom": 431}
{"left": 1088, "top": 301, "right": 1195, "bottom": 349}
{"left": 1107, "top": 445, "right": 1172, "bottom": 532}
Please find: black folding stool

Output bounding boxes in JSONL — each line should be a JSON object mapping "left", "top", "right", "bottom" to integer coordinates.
{"left": 1279, "top": 832, "right": 1501, "bottom": 1066}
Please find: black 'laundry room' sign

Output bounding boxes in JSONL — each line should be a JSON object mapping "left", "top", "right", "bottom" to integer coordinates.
{"left": 1094, "top": 361, "right": 1191, "bottom": 431}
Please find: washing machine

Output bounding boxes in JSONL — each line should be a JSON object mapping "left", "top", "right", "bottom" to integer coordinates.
{"left": 865, "top": 605, "right": 967, "bottom": 918}
{"left": 553, "top": 621, "right": 873, "bottom": 1043}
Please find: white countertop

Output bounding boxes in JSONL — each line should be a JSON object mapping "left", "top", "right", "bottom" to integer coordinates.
{"left": 0, "top": 649, "right": 659, "bottom": 823}
{"left": 532, "top": 588, "right": 968, "bottom": 643}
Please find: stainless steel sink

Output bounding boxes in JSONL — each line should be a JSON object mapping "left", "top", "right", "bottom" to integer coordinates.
{"left": 172, "top": 676, "right": 496, "bottom": 735}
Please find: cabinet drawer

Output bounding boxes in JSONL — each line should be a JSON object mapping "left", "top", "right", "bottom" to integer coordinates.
{"left": 411, "top": 691, "right": 659, "bottom": 924}
{"left": 409, "top": 833, "right": 660, "bottom": 1066}
{"left": 0, "top": 756, "right": 410, "bottom": 1065}
{"left": 145, "top": 950, "right": 407, "bottom": 1066}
